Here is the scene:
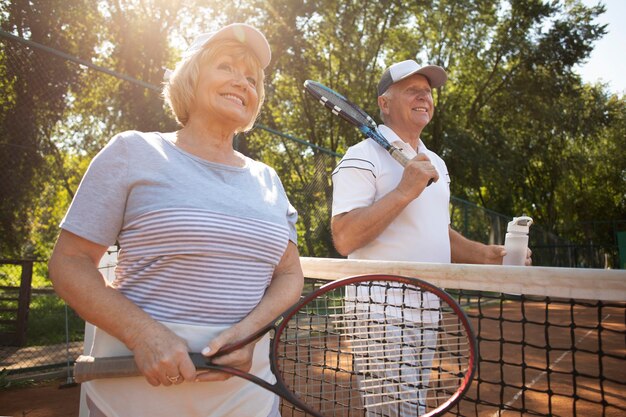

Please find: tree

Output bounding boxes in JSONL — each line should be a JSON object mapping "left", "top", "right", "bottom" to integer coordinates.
{"left": 0, "top": 0, "right": 100, "bottom": 257}
{"left": 1, "top": 0, "right": 623, "bottom": 265}
{"left": 378, "top": 0, "right": 617, "bottom": 238}
{"left": 249, "top": 0, "right": 410, "bottom": 256}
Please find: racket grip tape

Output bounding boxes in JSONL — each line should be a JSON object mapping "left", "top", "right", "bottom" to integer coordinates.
{"left": 389, "top": 149, "right": 435, "bottom": 186}
{"left": 389, "top": 148, "right": 410, "bottom": 166}
{"left": 74, "top": 355, "right": 141, "bottom": 382}
{"left": 74, "top": 353, "right": 212, "bottom": 382}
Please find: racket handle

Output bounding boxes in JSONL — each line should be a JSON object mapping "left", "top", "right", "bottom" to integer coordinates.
{"left": 74, "top": 353, "right": 212, "bottom": 383}
{"left": 389, "top": 147, "right": 410, "bottom": 166}
{"left": 74, "top": 355, "right": 140, "bottom": 382}
{"left": 389, "top": 148, "right": 435, "bottom": 186}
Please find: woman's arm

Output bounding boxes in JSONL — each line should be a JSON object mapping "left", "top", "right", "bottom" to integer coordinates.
{"left": 198, "top": 241, "right": 304, "bottom": 381}
{"left": 49, "top": 230, "right": 196, "bottom": 385}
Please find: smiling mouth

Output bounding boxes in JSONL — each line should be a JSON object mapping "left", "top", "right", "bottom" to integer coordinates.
{"left": 222, "top": 94, "right": 246, "bottom": 107}
{"left": 413, "top": 107, "right": 428, "bottom": 112}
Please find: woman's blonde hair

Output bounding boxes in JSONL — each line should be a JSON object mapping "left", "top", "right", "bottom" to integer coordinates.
{"left": 163, "top": 39, "right": 265, "bottom": 132}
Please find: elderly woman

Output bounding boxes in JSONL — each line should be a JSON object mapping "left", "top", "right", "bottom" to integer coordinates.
{"left": 49, "top": 23, "right": 303, "bottom": 417}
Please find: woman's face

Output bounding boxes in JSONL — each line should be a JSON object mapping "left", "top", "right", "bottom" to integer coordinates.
{"left": 193, "top": 53, "right": 260, "bottom": 130}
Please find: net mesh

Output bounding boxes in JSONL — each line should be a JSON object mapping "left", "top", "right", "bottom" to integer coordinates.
{"left": 448, "top": 291, "right": 625, "bottom": 417}
{"left": 281, "top": 264, "right": 626, "bottom": 417}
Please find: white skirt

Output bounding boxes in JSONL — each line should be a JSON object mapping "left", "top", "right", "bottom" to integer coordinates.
{"left": 84, "top": 322, "right": 278, "bottom": 417}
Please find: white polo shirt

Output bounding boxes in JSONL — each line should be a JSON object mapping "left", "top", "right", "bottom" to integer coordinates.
{"left": 332, "top": 125, "right": 451, "bottom": 263}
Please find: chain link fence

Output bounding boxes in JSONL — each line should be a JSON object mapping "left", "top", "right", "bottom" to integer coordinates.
{"left": 0, "top": 260, "right": 83, "bottom": 383}
{"left": 0, "top": 30, "right": 621, "bottom": 381}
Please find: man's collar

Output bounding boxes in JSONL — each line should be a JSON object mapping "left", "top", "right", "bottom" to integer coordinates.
{"left": 378, "top": 124, "right": 427, "bottom": 153}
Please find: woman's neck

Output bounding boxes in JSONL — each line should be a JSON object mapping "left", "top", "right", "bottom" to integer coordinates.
{"left": 174, "top": 119, "right": 245, "bottom": 166}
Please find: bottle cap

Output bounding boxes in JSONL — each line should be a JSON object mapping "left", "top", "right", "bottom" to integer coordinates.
{"left": 507, "top": 216, "right": 533, "bottom": 233}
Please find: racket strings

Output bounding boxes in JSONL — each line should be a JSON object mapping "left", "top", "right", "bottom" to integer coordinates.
{"left": 276, "top": 280, "right": 473, "bottom": 416}
{"left": 306, "top": 81, "right": 375, "bottom": 128}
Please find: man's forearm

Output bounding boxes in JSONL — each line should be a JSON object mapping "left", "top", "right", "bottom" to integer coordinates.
{"left": 449, "top": 228, "right": 505, "bottom": 264}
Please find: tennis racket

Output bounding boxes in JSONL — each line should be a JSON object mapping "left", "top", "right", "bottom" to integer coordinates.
{"left": 74, "top": 274, "right": 476, "bottom": 417}
{"left": 304, "top": 80, "right": 435, "bottom": 186}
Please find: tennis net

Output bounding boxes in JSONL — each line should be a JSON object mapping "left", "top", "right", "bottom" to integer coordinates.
{"left": 279, "top": 257, "right": 626, "bottom": 417}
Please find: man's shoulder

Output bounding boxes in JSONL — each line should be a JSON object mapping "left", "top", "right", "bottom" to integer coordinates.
{"left": 344, "top": 138, "right": 385, "bottom": 158}
{"left": 333, "top": 139, "right": 385, "bottom": 177}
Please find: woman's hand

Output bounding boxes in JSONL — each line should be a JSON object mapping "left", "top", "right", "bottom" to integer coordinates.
{"left": 128, "top": 321, "right": 196, "bottom": 386}
{"left": 195, "top": 326, "right": 257, "bottom": 382}
{"left": 194, "top": 242, "right": 303, "bottom": 382}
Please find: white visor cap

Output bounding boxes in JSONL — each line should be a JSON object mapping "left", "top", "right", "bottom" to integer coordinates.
{"left": 378, "top": 60, "right": 447, "bottom": 96}
{"left": 183, "top": 23, "right": 271, "bottom": 69}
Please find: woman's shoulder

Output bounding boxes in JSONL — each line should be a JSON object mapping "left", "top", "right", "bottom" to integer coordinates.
{"left": 93, "top": 131, "right": 170, "bottom": 165}
{"left": 103, "top": 130, "right": 171, "bottom": 154}
{"left": 243, "top": 155, "right": 277, "bottom": 174}
{"left": 109, "top": 130, "right": 163, "bottom": 145}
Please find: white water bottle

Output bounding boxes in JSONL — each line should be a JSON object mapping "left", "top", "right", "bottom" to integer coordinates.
{"left": 502, "top": 216, "right": 533, "bottom": 266}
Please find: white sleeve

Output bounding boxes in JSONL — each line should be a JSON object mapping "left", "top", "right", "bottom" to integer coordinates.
{"left": 331, "top": 144, "right": 378, "bottom": 217}
{"left": 60, "top": 134, "right": 129, "bottom": 246}
{"left": 274, "top": 171, "right": 298, "bottom": 244}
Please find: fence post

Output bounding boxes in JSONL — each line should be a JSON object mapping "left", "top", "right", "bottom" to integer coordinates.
{"left": 15, "top": 260, "right": 33, "bottom": 346}
{"left": 617, "top": 231, "right": 626, "bottom": 269}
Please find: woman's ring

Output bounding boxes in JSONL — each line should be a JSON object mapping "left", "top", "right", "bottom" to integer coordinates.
{"left": 167, "top": 375, "right": 181, "bottom": 383}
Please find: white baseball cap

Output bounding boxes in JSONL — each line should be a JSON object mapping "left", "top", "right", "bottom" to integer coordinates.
{"left": 183, "top": 23, "right": 271, "bottom": 69}
{"left": 377, "top": 60, "right": 447, "bottom": 96}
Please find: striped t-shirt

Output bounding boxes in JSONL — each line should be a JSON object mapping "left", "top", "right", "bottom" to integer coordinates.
{"left": 61, "top": 130, "right": 297, "bottom": 326}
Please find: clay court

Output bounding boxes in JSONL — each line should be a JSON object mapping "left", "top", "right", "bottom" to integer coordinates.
{"left": 1, "top": 377, "right": 80, "bottom": 417}
{"left": 451, "top": 298, "right": 626, "bottom": 416}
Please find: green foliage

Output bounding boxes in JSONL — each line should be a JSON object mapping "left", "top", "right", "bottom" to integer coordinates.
{"left": 0, "top": 0, "right": 182, "bottom": 258}
{"left": 92, "top": 0, "right": 181, "bottom": 133}
{"left": 0, "top": 0, "right": 101, "bottom": 257}
{"left": 240, "top": 0, "right": 413, "bottom": 256}
{"left": 0, "top": 262, "right": 50, "bottom": 288}
{"left": 26, "top": 294, "right": 84, "bottom": 346}
{"left": 0, "top": 268, "right": 83, "bottom": 345}
{"left": 0, "top": 264, "right": 21, "bottom": 287}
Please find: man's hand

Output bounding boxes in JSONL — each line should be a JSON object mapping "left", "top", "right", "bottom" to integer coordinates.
{"left": 482, "top": 245, "right": 506, "bottom": 265}
{"left": 500, "top": 246, "right": 533, "bottom": 266}
{"left": 483, "top": 245, "right": 533, "bottom": 266}
{"left": 396, "top": 153, "right": 439, "bottom": 201}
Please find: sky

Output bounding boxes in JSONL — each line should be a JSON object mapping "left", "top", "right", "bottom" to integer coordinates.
{"left": 576, "top": 0, "right": 626, "bottom": 94}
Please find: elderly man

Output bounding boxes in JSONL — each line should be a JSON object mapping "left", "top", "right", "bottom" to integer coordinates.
{"left": 331, "top": 60, "right": 530, "bottom": 415}
{"left": 331, "top": 59, "right": 518, "bottom": 266}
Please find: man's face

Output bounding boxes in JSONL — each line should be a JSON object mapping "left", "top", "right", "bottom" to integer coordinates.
{"left": 380, "top": 74, "right": 434, "bottom": 131}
